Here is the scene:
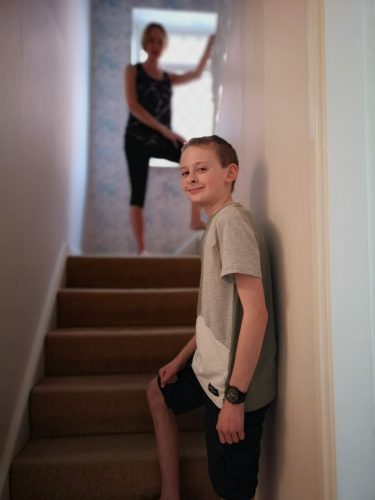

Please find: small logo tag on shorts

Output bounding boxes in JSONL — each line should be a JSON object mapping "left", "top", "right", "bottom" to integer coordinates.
{"left": 208, "top": 383, "right": 219, "bottom": 397}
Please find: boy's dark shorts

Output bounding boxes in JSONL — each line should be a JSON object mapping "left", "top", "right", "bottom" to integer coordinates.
{"left": 157, "top": 358, "right": 268, "bottom": 500}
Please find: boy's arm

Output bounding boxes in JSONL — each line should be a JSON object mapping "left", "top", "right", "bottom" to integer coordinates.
{"left": 158, "top": 335, "right": 196, "bottom": 388}
{"left": 216, "top": 273, "right": 268, "bottom": 445}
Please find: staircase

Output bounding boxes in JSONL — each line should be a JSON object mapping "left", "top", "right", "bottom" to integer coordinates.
{"left": 10, "top": 256, "right": 218, "bottom": 500}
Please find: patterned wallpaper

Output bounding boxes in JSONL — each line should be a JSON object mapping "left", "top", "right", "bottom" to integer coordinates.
{"left": 83, "top": 0, "right": 223, "bottom": 255}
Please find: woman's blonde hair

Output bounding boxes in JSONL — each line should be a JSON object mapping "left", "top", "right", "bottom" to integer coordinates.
{"left": 141, "top": 23, "right": 168, "bottom": 50}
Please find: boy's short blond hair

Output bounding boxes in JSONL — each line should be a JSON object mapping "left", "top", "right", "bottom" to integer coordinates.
{"left": 181, "top": 135, "right": 239, "bottom": 191}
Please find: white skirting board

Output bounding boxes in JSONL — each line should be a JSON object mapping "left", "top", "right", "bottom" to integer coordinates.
{"left": 0, "top": 244, "right": 69, "bottom": 499}
{"left": 174, "top": 231, "right": 204, "bottom": 255}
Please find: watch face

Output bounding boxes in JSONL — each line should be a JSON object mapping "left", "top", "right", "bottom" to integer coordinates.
{"left": 225, "top": 386, "right": 246, "bottom": 404}
{"left": 227, "top": 387, "right": 239, "bottom": 403}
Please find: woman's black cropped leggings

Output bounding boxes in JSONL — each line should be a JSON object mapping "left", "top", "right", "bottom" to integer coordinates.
{"left": 124, "top": 135, "right": 183, "bottom": 207}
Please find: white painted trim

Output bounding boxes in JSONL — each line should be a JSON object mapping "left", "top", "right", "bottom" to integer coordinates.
{"left": 174, "top": 232, "right": 203, "bottom": 255}
{"left": 68, "top": 244, "right": 83, "bottom": 256}
{"left": 362, "top": 0, "right": 375, "bottom": 431}
{"left": 308, "top": 1, "right": 336, "bottom": 498}
{"left": 0, "top": 243, "right": 68, "bottom": 498}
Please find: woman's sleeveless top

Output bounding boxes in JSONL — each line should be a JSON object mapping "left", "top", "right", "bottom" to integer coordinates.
{"left": 125, "top": 63, "right": 172, "bottom": 146}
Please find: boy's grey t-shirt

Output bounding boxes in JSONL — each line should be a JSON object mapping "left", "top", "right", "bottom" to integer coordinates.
{"left": 192, "top": 203, "right": 277, "bottom": 412}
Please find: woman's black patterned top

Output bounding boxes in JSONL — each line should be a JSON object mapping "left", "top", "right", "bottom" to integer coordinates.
{"left": 125, "top": 63, "right": 172, "bottom": 146}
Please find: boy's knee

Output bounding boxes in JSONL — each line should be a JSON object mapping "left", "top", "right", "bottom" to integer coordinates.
{"left": 146, "top": 377, "right": 165, "bottom": 412}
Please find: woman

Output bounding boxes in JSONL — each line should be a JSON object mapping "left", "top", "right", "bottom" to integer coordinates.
{"left": 125, "top": 22, "right": 215, "bottom": 254}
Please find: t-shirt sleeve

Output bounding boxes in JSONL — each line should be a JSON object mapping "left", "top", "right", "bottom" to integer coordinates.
{"left": 216, "top": 210, "right": 262, "bottom": 279}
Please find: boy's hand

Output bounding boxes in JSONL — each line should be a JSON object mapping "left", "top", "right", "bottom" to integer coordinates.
{"left": 216, "top": 400, "right": 245, "bottom": 444}
{"left": 158, "top": 358, "right": 183, "bottom": 388}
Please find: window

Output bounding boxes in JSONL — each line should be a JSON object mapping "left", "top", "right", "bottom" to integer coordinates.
{"left": 131, "top": 8, "right": 217, "bottom": 167}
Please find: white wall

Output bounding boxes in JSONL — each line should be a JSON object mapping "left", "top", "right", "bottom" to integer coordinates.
{"left": 0, "top": 0, "right": 90, "bottom": 496}
{"left": 68, "top": 4, "right": 91, "bottom": 252}
{"left": 325, "top": 0, "right": 375, "bottom": 498}
{"left": 217, "top": 0, "right": 375, "bottom": 498}
{"left": 216, "top": 0, "right": 335, "bottom": 498}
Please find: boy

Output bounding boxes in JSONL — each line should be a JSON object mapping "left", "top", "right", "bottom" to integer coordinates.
{"left": 147, "top": 135, "right": 277, "bottom": 500}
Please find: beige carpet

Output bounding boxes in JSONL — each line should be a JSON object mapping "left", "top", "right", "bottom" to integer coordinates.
{"left": 10, "top": 256, "right": 218, "bottom": 500}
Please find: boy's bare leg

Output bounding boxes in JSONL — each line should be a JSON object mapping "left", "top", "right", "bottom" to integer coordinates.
{"left": 130, "top": 205, "right": 145, "bottom": 254}
{"left": 147, "top": 378, "right": 180, "bottom": 500}
{"left": 190, "top": 203, "right": 206, "bottom": 230}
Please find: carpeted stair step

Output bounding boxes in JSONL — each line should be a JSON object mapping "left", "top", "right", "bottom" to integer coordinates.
{"left": 57, "top": 288, "right": 198, "bottom": 328}
{"left": 8, "top": 256, "right": 210, "bottom": 499}
{"left": 46, "top": 326, "right": 194, "bottom": 376}
{"left": 10, "top": 432, "right": 218, "bottom": 500}
{"left": 30, "top": 374, "right": 203, "bottom": 438}
{"left": 66, "top": 256, "right": 201, "bottom": 289}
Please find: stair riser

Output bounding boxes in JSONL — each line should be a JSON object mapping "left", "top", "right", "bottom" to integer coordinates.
{"left": 11, "top": 433, "right": 217, "bottom": 500}
{"left": 57, "top": 290, "right": 198, "bottom": 328}
{"left": 10, "top": 457, "right": 217, "bottom": 500}
{"left": 46, "top": 331, "right": 193, "bottom": 375}
{"left": 66, "top": 256, "right": 201, "bottom": 289}
{"left": 30, "top": 389, "right": 203, "bottom": 437}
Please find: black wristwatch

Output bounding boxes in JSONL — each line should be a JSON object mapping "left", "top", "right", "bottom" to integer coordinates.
{"left": 224, "top": 385, "right": 247, "bottom": 404}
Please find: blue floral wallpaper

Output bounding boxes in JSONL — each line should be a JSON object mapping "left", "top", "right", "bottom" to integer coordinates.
{"left": 83, "top": 0, "right": 222, "bottom": 255}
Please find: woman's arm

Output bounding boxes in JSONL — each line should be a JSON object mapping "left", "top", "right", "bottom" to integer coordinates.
{"left": 125, "top": 64, "right": 184, "bottom": 146}
{"left": 169, "top": 34, "right": 215, "bottom": 86}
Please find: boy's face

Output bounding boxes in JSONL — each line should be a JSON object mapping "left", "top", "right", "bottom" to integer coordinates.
{"left": 180, "top": 145, "right": 238, "bottom": 215}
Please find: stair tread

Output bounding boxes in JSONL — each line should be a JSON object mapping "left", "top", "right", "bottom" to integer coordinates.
{"left": 45, "top": 326, "right": 194, "bottom": 376}
{"left": 33, "top": 373, "right": 154, "bottom": 391}
{"left": 68, "top": 255, "right": 200, "bottom": 261}
{"left": 48, "top": 326, "right": 195, "bottom": 336}
{"left": 57, "top": 287, "right": 198, "bottom": 328}
{"left": 30, "top": 373, "right": 204, "bottom": 437}
{"left": 59, "top": 287, "right": 199, "bottom": 293}
{"left": 13, "top": 432, "right": 206, "bottom": 465}
{"left": 65, "top": 256, "right": 201, "bottom": 290}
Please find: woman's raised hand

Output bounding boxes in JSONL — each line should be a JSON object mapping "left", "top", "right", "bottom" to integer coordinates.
{"left": 207, "top": 34, "right": 216, "bottom": 48}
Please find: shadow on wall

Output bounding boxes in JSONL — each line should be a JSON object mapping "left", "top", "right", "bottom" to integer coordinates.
{"left": 250, "top": 162, "right": 288, "bottom": 500}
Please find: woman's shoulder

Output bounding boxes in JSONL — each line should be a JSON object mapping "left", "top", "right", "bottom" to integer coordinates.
{"left": 163, "top": 70, "right": 171, "bottom": 81}
{"left": 125, "top": 62, "right": 141, "bottom": 74}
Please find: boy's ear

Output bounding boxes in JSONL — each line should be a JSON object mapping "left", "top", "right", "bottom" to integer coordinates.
{"left": 226, "top": 163, "right": 239, "bottom": 184}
